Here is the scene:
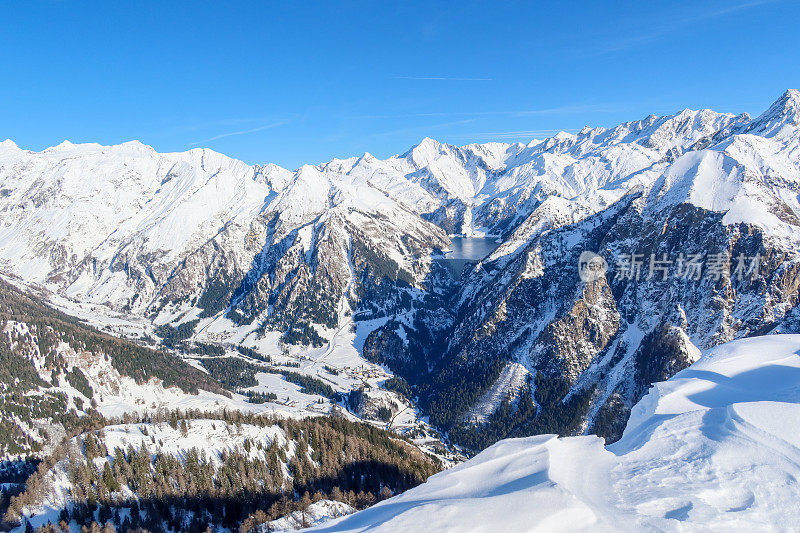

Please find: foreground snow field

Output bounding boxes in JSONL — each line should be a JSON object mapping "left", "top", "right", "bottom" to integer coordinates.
{"left": 312, "top": 335, "right": 800, "bottom": 532}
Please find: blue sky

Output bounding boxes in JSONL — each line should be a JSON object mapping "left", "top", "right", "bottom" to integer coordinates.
{"left": 1, "top": 0, "right": 798, "bottom": 169}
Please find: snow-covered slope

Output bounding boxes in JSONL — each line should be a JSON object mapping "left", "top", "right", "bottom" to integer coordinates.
{"left": 313, "top": 334, "right": 800, "bottom": 532}
{"left": 0, "top": 276, "right": 264, "bottom": 458}
{"left": 268, "top": 500, "right": 355, "bottom": 532}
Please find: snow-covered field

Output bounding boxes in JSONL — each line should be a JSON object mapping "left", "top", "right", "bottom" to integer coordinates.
{"left": 313, "top": 335, "right": 800, "bottom": 531}
{"left": 102, "top": 420, "right": 291, "bottom": 466}
{"left": 268, "top": 500, "right": 355, "bottom": 532}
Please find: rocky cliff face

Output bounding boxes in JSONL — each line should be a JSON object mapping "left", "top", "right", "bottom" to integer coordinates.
{"left": 416, "top": 197, "right": 794, "bottom": 447}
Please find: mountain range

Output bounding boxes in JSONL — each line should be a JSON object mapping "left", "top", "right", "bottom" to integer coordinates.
{"left": 4, "top": 90, "right": 800, "bottom": 451}
{"left": 3, "top": 88, "right": 800, "bottom": 531}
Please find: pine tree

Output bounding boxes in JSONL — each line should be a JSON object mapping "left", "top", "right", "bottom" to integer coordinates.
{"left": 101, "top": 462, "right": 119, "bottom": 492}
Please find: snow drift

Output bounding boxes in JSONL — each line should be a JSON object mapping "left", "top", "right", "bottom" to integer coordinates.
{"left": 313, "top": 334, "right": 800, "bottom": 532}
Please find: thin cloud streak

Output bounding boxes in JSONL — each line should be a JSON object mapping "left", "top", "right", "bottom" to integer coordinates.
{"left": 394, "top": 76, "right": 493, "bottom": 81}
{"left": 152, "top": 117, "right": 283, "bottom": 140}
{"left": 190, "top": 121, "right": 289, "bottom": 145}
{"left": 592, "top": 0, "right": 777, "bottom": 55}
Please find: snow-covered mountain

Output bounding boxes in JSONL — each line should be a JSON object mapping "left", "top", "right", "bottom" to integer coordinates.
{"left": 366, "top": 89, "right": 800, "bottom": 448}
{"left": 312, "top": 334, "right": 800, "bottom": 532}
{"left": 0, "top": 139, "right": 447, "bottom": 337}
{"left": 2, "top": 90, "right": 800, "bottom": 453}
{"left": 0, "top": 100, "right": 747, "bottom": 323}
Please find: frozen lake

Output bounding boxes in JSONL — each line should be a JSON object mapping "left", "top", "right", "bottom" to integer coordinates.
{"left": 446, "top": 236, "right": 501, "bottom": 260}
{"left": 437, "top": 236, "right": 501, "bottom": 278}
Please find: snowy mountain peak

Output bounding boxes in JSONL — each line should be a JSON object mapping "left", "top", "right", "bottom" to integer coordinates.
{"left": 1, "top": 90, "right": 799, "bottom": 351}
{"left": 417, "top": 136, "right": 440, "bottom": 148}
{"left": 404, "top": 136, "right": 447, "bottom": 165}
{"left": 0, "top": 139, "right": 19, "bottom": 151}
{"left": 359, "top": 151, "right": 377, "bottom": 163}
{"left": 778, "top": 88, "right": 800, "bottom": 108}
{"left": 48, "top": 140, "right": 76, "bottom": 151}
{"left": 747, "top": 88, "right": 800, "bottom": 136}
{"left": 763, "top": 88, "right": 800, "bottom": 119}
{"left": 112, "top": 139, "right": 156, "bottom": 153}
